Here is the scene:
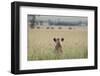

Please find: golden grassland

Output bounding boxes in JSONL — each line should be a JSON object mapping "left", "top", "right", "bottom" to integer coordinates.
{"left": 28, "top": 26, "right": 88, "bottom": 60}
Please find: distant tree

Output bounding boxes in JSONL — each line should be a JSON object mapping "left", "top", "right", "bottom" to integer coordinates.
{"left": 48, "top": 20, "right": 53, "bottom": 25}
{"left": 30, "top": 16, "right": 36, "bottom": 28}
{"left": 40, "top": 21, "right": 43, "bottom": 25}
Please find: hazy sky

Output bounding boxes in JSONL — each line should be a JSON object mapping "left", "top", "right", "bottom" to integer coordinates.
{"left": 28, "top": 15, "right": 88, "bottom": 25}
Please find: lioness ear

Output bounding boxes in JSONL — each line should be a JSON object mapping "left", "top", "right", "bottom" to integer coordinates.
{"left": 53, "top": 38, "right": 56, "bottom": 42}
{"left": 61, "top": 38, "right": 64, "bottom": 42}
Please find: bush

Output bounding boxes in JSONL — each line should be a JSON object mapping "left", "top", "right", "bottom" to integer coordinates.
{"left": 30, "top": 25, "right": 35, "bottom": 29}
{"left": 51, "top": 27, "right": 54, "bottom": 29}
{"left": 68, "top": 27, "right": 72, "bottom": 30}
{"left": 46, "top": 27, "right": 50, "bottom": 29}
{"left": 37, "top": 27, "right": 40, "bottom": 29}
{"left": 58, "top": 27, "right": 62, "bottom": 29}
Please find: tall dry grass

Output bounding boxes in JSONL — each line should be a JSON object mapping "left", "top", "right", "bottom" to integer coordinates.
{"left": 28, "top": 26, "right": 88, "bottom": 60}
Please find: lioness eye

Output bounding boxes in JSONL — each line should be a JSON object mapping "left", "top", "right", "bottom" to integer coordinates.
{"left": 61, "top": 38, "right": 64, "bottom": 41}
{"left": 53, "top": 38, "right": 56, "bottom": 42}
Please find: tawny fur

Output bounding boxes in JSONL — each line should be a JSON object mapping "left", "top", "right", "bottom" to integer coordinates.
{"left": 53, "top": 38, "right": 64, "bottom": 54}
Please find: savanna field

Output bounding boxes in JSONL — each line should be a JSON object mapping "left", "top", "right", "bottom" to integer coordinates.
{"left": 28, "top": 26, "right": 88, "bottom": 60}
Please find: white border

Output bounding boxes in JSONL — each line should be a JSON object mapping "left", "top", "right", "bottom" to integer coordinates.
{"left": 20, "top": 6, "right": 95, "bottom": 70}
